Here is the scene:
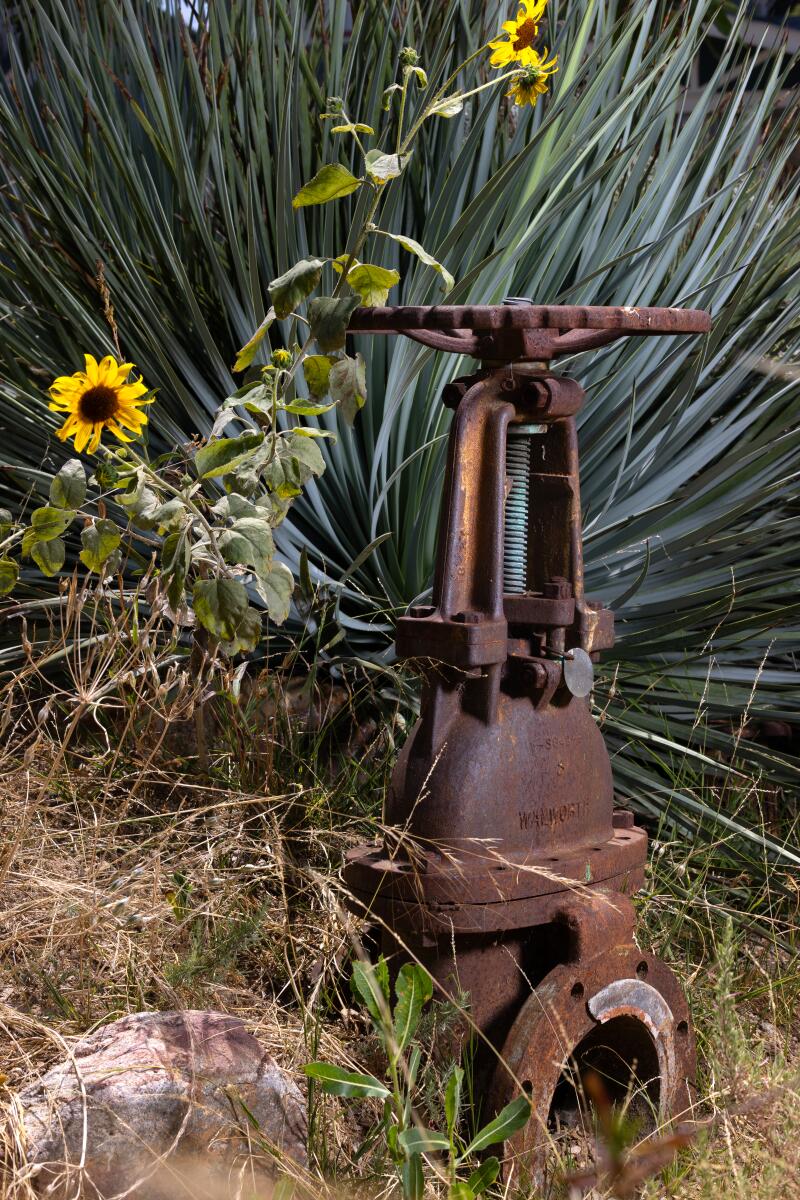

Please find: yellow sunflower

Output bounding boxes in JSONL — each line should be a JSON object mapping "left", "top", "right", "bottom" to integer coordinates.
{"left": 489, "top": 0, "right": 549, "bottom": 69}
{"left": 507, "top": 50, "right": 559, "bottom": 108}
{"left": 48, "top": 354, "right": 153, "bottom": 454}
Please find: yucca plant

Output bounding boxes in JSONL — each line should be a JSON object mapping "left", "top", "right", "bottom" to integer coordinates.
{"left": 1, "top": 0, "right": 799, "bottom": 900}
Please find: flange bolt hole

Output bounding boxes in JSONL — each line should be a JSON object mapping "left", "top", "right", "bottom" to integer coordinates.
{"left": 636, "top": 961, "right": 649, "bottom": 979}
{"left": 677, "top": 1020, "right": 689, "bottom": 1035}
{"left": 570, "top": 982, "right": 584, "bottom": 999}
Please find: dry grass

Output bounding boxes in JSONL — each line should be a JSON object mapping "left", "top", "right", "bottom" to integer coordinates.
{"left": 1, "top": 595, "right": 799, "bottom": 1198}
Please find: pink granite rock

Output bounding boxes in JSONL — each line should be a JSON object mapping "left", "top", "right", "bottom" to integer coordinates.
{"left": 14, "top": 1010, "right": 307, "bottom": 1198}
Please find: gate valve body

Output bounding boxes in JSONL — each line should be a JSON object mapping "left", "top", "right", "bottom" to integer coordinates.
{"left": 343, "top": 301, "right": 711, "bottom": 1173}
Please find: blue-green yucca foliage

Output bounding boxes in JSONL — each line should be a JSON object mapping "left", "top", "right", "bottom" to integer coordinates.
{"left": 1, "top": 1, "right": 799, "bottom": 888}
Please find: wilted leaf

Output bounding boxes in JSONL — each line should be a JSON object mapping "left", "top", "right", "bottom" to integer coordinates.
{"left": 50, "top": 460, "right": 86, "bottom": 509}
{"left": 234, "top": 308, "right": 276, "bottom": 371}
{"left": 292, "top": 164, "right": 362, "bottom": 208}
{"left": 308, "top": 295, "right": 361, "bottom": 352}
{"left": 303, "top": 1062, "right": 389, "bottom": 1100}
{"left": 0, "top": 557, "right": 19, "bottom": 595}
{"left": 31, "top": 537, "right": 65, "bottom": 576}
{"left": 218, "top": 516, "right": 274, "bottom": 576}
{"left": 254, "top": 560, "right": 294, "bottom": 624}
{"left": 80, "top": 519, "right": 122, "bottom": 573}
{"left": 161, "top": 528, "right": 191, "bottom": 611}
{"left": 219, "top": 603, "right": 262, "bottom": 654}
{"left": 195, "top": 432, "right": 264, "bottom": 480}
{"left": 372, "top": 228, "right": 454, "bottom": 291}
{"left": 329, "top": 353, "right": 367, "bottom": 425}
{"left": 329, "top": 122, "right": 375, "bottom": 135}
{"left": 430, "top": 94, "right": 464, "bottom": 118}
{"left": 268, "top": 259, "right": 325, "bottom": 319}
{"left": 365, "top": 149, "right": 411, "bottom": 184}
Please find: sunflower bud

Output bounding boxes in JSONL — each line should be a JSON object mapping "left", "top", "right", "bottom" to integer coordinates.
{"left": 400, "top": 47, "right": 420, "bottom": 67}
{"left": 325, "top": 95, "right": 344, "bottom": 114}
{"left": 271, "top": 348, "right": 293, "bottom": 369}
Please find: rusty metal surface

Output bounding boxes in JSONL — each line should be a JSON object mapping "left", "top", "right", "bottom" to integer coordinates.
{"left": 347, "top": 303, "right": 711, "bottom": 361}
{"left": 490, "top": 941, "right": 696, "bottom": 1181}
{"left": 343, "top": 301, "right": 709, "bottom": 1172}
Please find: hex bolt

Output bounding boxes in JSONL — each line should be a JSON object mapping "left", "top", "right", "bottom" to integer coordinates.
{"left": 523, "top": 661, "right": 547, "bottom": 688}
{"left": 543, "top": 576, "right": 572, "bottom": 599}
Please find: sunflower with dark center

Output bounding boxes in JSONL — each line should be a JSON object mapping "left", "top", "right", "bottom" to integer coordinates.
{"left": 507, "top": 50, "right": 559, "bottom": 108}
{"left": 489, "top": 0, "right": 549, "bottom": 68}
{"left": 48, "top": 354, "right": 153, "bottom": 454}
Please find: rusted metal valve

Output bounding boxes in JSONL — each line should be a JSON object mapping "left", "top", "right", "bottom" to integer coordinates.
{"left": 344, "top": 300, "right": 711, "bottom": 1175}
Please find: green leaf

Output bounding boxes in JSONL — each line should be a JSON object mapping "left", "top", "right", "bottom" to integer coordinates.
{"left": 466, "top": 1158, "right": 500, "bottom": 1196}
{"left": 397, "top": 1127, "right": 450, "bottom": 1155}
{"left": 254, "top": 560, "right": 294, "bottom": 625}
{"left": 29, "top": 506, "right": 75, "bottom": 542}
{"left": 351, "top": 958, "right": 390, "bottom": 1026}
{"left": 445, "top": 1066, "right": 463, "bottom": 1139}
{"left": 308, "top": 295, "right": 361, "bottom": 352}
{"left": 460, "top": 1096, "right": 531, "bottom": 1159}
{"left": 0, "top": 558, "right": 19, "bottom": 596}
{"left": 393, "top": 964, "right": 433, "bottom": 1055}
{"left": 302, "top": 1062, "right": 390, "bottom": 1100}
{"left": 80, "top": 519, "right": 122, "bottom": 573}
{"left": 218, "top": 516, "right": 274, "bottom": 576}
{"left": 49, "top": 460, "right": 86, "bottom": 509}
{"left": 401, "top": 1152, "right": 424, "bottom": 1200}
{"left": 365, "top": 149, "right": 411, "bottom": 184}
{"left": 283, "top": 399, "right": 336, "bottom": 417}
{"left": 234, "top": 308, "right": 276, "bottom": 371}
{"left": 302, "top": 354, "right": 338, "bottom": 399}
{"left": 195, "top": 432, "right": 265, "bottom": 480}
{"left": 371, "top": 228, "right": 454, "bottom": 291}
{"left": 193, "top": 577, "right": 254, "bottom": 643}
{"left": 329, "top": 353, "right": 367, "bottom": 425}
{"left": 292, "top": 164, "right": 362, "bottom": 208}
{"left": 345, "top": 263, "right": 400, "bottom": 306}
{"left": 448, "top": 1185, "right": 474, "bottom": 1200}
{"left": 268, "top": 259, "right": 326, "bottom": 320}
{"left": 31, "top": 537, "right": 65, "bottom": 577}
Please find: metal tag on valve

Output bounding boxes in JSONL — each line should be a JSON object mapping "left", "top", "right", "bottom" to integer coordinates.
{"left": 564, "top": 648, "right": 594, "bottom": 698}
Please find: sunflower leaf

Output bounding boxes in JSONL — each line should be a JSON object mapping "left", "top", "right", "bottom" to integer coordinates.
{"left": 292, "top": 164, "right": 362, "bottom": 208}
{"left": 343, "top": 263, "right": 400, "bottom": 306}
{"left": 195, "top": 432, "right": 265, "bottom": 480}
{"left": 80, "top": 519, "right": 121, "bottom": 573}
{"left": 29, "top": 506, "right": 76, "bottom": 542}
{"left": 233, "top": 308, "right": 276, "bottom": 372}
{"left": 364, "top": 149, "right": 411, "bottom": 185}
{"left": 49, "top": 460, "right": 86, "bottom": 510}
{"left": 253, "top": 560, "right": 294, "bottom": 625}
{"left": 302, "top": 354, "right": 338, "bottom": 398}
{"left": 268, "top": 260, "right": 326, "bottom": 320}
{"left": 0, "top": 558, "right": 19, "bottom": 596}
{"left": 308, "top": 295, "right": 361, "bottom": 352}
{"left": 370, "top": 228, "right": 454, "bottom": 291}
{"left": 31, "top": 537, "right": 65, "bottom": 577}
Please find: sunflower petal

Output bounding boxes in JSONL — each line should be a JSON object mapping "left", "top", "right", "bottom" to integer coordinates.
{"left": 87, "top": 424, "right": 104, "bottom": 454}
{"left": 106, "top": 421, "right": 134, "bottom": 443}
{"left": 83, "top": 354, "right": 100, "bottom": 383}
